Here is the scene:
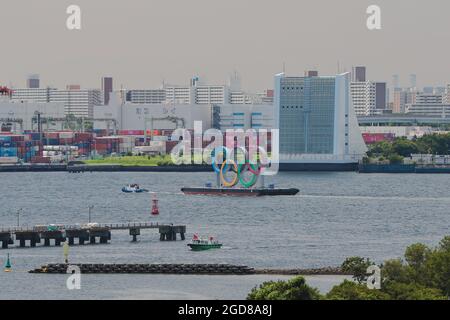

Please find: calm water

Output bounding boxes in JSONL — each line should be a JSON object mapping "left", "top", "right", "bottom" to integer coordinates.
{"left": 0, "top": 171, "right": 449, "bottom": 299}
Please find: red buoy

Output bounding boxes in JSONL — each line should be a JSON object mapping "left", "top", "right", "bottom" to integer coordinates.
{"left": 151, "top": 195, "right": 159, "bottom": 216}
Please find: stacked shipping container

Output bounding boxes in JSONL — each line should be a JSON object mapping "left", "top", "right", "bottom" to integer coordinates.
{"left": 0, "top": 134, "right": 43, "bottom": 162}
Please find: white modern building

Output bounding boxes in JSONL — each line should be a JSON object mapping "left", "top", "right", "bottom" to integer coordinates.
{"left": 275, "top": 72, "right": 367, "bottom": 170}
{"left": 93, "top": 94, "right": 212, "bottom": 131}
{"left": 0, "top": 99, "right": 65, "bottom": 132}
{"left": 405, "top": 103, "right": 450, "bottom": 117}
{"left": 212, "top": 104, "right": 274, "bottom": 130}
{"left": 414, "top": 92, "right": 443, "bottom": 105}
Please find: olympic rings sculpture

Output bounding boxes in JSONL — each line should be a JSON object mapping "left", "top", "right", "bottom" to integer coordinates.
{"left": 211, "top": 146, "right": 267, "bottom": 188}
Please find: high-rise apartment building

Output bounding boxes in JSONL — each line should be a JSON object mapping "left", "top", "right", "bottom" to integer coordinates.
{"left": 127, "top": 89, "right": 166, "bottom": 104}
{"left": 102, "top": 77, "right": 113, "bottom": 105}
{"left": 11, "top": 87, "right": 56, "bottom": 103}
{"left": 49, "top": 88, "right": 102, "bottom": 118}
{"left": 353, "top": 67, "right": 366, "bottom": 82}
{"left": 350, "top": 81, "right": 387, "bottom": 116}
{"left": 27, "top": 74, "right": 40, "bottom": 89}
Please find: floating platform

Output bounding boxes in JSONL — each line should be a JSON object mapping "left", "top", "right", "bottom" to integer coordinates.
{"left": 181, "top": 187, "right": 299, "bottom": 196}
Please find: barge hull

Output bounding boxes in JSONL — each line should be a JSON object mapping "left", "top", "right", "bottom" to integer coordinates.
{"left": 181, "top": 187, "right": 299, "bottom": 196}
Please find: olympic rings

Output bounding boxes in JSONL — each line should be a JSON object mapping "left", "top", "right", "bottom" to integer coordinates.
{"left": 213, "top": 146, "right": 269, "bottom": 189}
{"left": 220, "top": 159, "right": 238, "bottom": 187}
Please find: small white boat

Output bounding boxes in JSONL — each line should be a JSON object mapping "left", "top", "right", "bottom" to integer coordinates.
{"left": 122, "top": 184, "right": 148, "bottom": 193}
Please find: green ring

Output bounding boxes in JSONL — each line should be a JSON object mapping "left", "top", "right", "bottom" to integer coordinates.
{"left": 238, "top": 163, "right": 259, "bottom": 188}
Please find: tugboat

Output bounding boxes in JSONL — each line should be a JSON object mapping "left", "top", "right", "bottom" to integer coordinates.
{"left": 4, "top": 253, "right": 12, "bottom": 272}
{"left": 187, "top": 234, "right": 222, "bottom": 251}
{"left": 122, "top": 184, "right": 148, "bottom": 193}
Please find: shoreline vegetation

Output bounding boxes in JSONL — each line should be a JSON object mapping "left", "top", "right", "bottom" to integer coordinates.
{"left": 365, "top": 132, "right": 450, "bottom": 165}
{"left": 248, "top": 235, "right": 450, "bottom": 300}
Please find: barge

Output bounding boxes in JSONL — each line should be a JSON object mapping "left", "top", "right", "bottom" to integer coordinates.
{"left": 181, "top": 187, "right": 299, "bottom": 196}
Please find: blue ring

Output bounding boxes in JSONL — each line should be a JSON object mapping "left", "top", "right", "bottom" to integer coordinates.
{"left": 211, "top": 147, "right": 229, "bottom": 173}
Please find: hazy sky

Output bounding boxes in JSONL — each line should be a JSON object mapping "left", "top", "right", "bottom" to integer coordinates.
{"left": 1, "top": 0, "right": 449, "bottom": 91}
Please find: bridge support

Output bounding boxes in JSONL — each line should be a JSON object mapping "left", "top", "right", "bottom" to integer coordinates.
{"left": 66, "top": 229, "right": 89, "bottom": 245}
{"left": 15, "top": 231, "right": 41, "bottom": 248}
{"left": 88, "top": 228, "right": 111, "bottom": 245}
{"left": 0, "top": 233, "right": 13, "bottom": 249}
{"left": 41, "top": 231, "right": 65, "bottom": 247}
{"left": 129, "top": 228, "right": 140, "bottom": 242}
{"left": 159, "top": 226, "right": 186, "bottom": 241}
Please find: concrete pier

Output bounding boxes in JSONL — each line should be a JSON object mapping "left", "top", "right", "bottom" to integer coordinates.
{"left": 159, "top": 226, "right": 186, "bottom": 241}
{"left": 0, "top": 222, "right": 186, "bottom": 249}
{"left": 0, "top": 232, "right": 13, "bottom": 249}
{"left": 129, "top": 228, "right": 140, "bottom": 242}
{"left": 41, "top": 230, "right": 66, "bottom": 246}
{"left": 88, "top": 227, "right": 111, "bottom": 245}
{"left": 65, "top": 229, "right": 89, "bottom": 245}
{"left": 15, "top": 231, "right": 41, "bottom": 248}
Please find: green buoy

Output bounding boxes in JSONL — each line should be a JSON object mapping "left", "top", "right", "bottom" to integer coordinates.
{"left": 4, "top": 253, "right": 12, "bottom": 272}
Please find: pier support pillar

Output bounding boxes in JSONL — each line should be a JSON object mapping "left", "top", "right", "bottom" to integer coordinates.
{"left": 30, "top": 239, "right": 36, "bottom": 247}
{"left": 44, "top": 239, "right": 50, "bottom": 246}
{"left": 79, "top": 238, "right": 85, "bottom": 245}
{"left": 1, "top": 241, "right": 8, "bottom": 249}
{"left": 55, "top": 239, "right": 61, "bottom": 246}
{"left": 100, "top": 237, "right": 108, "bottom": 244}
{"left": 20, "top": 239, "right": 25, "bottom": 248}
{"left": 180, "top": 233, "right": 185, "bottom": 241}
{"left": 129, "top": 228, "right": 140, "bottom": 242}
{"left": 90, "top": 237, "right": 96, "bottom": 244}
{"left": 68, "top": 238, "right": 74, "bottom": 245}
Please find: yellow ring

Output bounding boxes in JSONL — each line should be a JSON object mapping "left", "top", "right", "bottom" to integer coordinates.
{"left": 220, "top": 159, "right": 238, "bottom": 187}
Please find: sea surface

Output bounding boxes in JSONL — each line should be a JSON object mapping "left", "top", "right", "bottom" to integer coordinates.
{"left": 0, "top": 171, "right": 449, "bottom": 299}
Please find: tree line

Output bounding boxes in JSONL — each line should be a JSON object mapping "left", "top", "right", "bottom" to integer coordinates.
{"left": 248, "top": 236, "right": 450, "bottom": 300}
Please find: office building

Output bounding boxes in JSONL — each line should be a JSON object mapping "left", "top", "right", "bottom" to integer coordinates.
{"left": 274, "top": 72, "right": 367, "bottom": 170}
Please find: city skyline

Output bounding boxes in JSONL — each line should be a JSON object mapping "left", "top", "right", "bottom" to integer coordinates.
{"left": 1, "top": 0, "right": 450, "bottom": 91}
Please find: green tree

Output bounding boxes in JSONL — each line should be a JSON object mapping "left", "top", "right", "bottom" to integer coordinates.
{"left": 388, "top": 154, "right": 404, "bottom": 164}
{"left": 326, "top": 280, "right": 390, "bottom": 300}
{"left": 382, "top": 281, "right": 446, "bottom": 300}
{"left": 341, "top": 257, "right": 375, "bottom": 284}
{"left": 247, "top": 276, "right": 322, "bottom": 300}
{"left": 392, "top": 138, "right": 419, "bottom": 157}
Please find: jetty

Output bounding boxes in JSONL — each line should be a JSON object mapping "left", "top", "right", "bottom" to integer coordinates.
{"left": 0, "top": 222, "right": 186, "bottom": 249}
{"left": 29, "top": 264, "right": 350, "bottom": 276}
{"left": 30, "top": 264, "right": 255, "bottom": 275}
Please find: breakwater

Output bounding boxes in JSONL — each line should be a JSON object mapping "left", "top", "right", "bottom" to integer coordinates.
{"left": 29, "top": 264, "right": 348, "bottom": 276}
{"left": 30, "top": 264, "right": 255, "bottom": 275}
